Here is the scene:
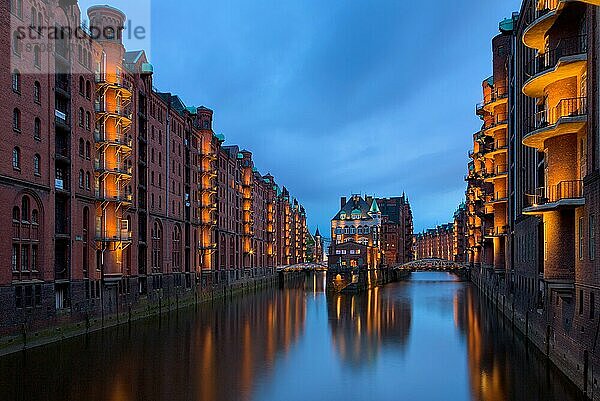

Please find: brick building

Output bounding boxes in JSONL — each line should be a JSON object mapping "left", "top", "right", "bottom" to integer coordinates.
{"left": 377, "top": 195, "right": 414, "bottom": 265}
{"left": 466, "top": 1, "right": 600, "bottom": 396}
{"left": 329, "top": 194, "right": 413, "bottom": 268}
{"left": 414, "top": 224, "right": 454, "bottom": 261}
{"left": 1, "top": 1, "right": 309, "bottom": 334}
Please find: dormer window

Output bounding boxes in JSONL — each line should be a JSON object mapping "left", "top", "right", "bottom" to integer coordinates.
{"left": 339, "top": 212, "right": 346, "bottom": 220}
{"left": 352, "top": 213, "right": 360, "bottom": 219}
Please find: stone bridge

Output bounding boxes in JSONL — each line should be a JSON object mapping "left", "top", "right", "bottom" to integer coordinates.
{"left": 394, "top": 258, "right": 468, "bottom": 272}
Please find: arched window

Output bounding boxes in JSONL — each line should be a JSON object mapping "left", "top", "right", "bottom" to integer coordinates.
{"left": 78, "top": 108, "right": 84, "bottom": 127}
{"left": 31, "top": 209, "right": 38, "bottom": 224}
{"left": 13, "top": 108, "right": 21, "bottom": 131}
{"left": 34, "top": 118, "right": 41, "bottom": 139}
{"left": 21, "top": 196, "right": 29, "bottom": 222}
{"left": 85, "top": 172, "right": 90, "bottom": 190}
{"left": 78, "top": 170, "right": 84, "bottom": 188}
{"left": 152, "top": 221, "right": 163, "bottom": 272}
{"left": 12, "top": 147, "right": 20, "bottom": 170}
{"left": 79, "top": 138, "right": 84, "bottom": 157}
{"left": 172, "top": 226, "right": 181, "bottom": 270}
{"left": 12, "top": 69, "right": 20, "bottom": 92}
{"left": 79, "top": 76, "right": 84, "bottom": 95}
{"left": 85, "top": 141, "right": 91, "bottom": 159}
{"left": 31, "top": 6, "right": 36, "bottom": 26}
{"left": 12, "top": 207, "right": 20, "bottom": 222}
{"left": 85, "top": 81, "right": 91, "bottom": 99}
{"left": 83, "top": 207, "right": 89, "bottom": 276}
{"left": 33, "top": 154, "right": 40, "bottom": 175}
{"left": 34, "top": 81, "right": 41, "bottom": 103}
{"left": 85, "top": 112, "right": 91, "bottom": 130}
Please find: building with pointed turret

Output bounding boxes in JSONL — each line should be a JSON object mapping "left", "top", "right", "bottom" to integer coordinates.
{"left": 314, "top": 228, "right": 324, "bottom": 263}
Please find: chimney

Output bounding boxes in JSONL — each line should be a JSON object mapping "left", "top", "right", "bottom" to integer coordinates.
{"left": 341, "top": 197, "right": 347, "bottom": 209}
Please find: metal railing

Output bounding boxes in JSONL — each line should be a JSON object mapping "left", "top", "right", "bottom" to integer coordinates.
{"left": 526, "top": 180, "right": 583, "bottom": 207}
{"left": 526, "top": 35, "right": 588, "bottom": 77}
{"left": 94, "top": 130, "right": 133, "bottom": 147}
{"left": 483, "top": 87, "right": 508, "bottom": 106}
{"left": 528, "top": 97, "right": 587, "bottom": 133}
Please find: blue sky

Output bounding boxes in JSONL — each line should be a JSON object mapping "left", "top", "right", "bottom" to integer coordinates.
{"left": 82, "top": 0, "right": 522, "bottom": 235}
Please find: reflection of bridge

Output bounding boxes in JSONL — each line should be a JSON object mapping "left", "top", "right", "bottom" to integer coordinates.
{"left": 277, "top": 263, "right": 328, "bottom": 272}
{"left": 394, "top": 258, "right": 467, "bottom": 272}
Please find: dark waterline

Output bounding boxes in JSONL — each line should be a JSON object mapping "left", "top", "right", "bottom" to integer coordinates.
{"left": 0, "top": 272, "right": 586, "bottom": 401}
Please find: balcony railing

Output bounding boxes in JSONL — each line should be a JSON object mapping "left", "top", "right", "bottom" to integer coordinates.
{"left": 525, "top": 180, "right": 583, "bottom": 207}
{"left": 483, "top": 87, "right": 508, "bottom": 107}
{"left": 94, "top": 130, "right": 133, "bottom": 148}
{"left": 55, "top": 109, "right": 71, "bottom": 127}
{"left": 524, "top": 0, "right": 560, "bottom": 25}
{"left": 527, "top": 97, "right": 587, "bottom": 133}
{"left": 484, "top": 225, "right": 509, "bottom": 237}
{"left": 95, "top": 189, "right": 133, "bottom": 203}
{"left": 526, "top": 35, "right": 588, "bottom": 77}
{"left": 494, "top": 139, "right": 508, "bottom": 151}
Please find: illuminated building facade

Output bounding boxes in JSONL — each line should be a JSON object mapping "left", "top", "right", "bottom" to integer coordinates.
{"left": 377, "top": 195, "right": 414, "bottom": 265}
{"left": 0, "top": 1, "right": 309, "bottom": 333}
{"left": 466, "top": 1, "right": 600, "bottom": 395}
{"left": 414, "top": 224, "right": 454, "bottom": 261}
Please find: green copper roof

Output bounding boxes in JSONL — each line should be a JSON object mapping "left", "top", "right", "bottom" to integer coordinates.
{"left": 237, "top": 152, "right": 244, "bottom": 159}
{"left": 215, "top": 133, "right": 225, "bottom": 142}
{"left": 351, "top": 208, "right": 361, "bottom": 215}
{"left": 499, "top": 18, "right": 514, "bottom": 33}
{"left": 369, "top": 199, "right": 380, "bottom": 214}
{"left": 141, "top": 62, "right": 153, "bottom": 74}
{"left": 485, "top": 76, "right": 494, "bottom": 86}
{"left": 185, "top": 106, "right": 196, "bottom": 114}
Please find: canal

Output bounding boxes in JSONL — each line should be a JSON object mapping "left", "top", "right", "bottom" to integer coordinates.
{"left": 0, "top": 272, "right": 586, "bottom": 401}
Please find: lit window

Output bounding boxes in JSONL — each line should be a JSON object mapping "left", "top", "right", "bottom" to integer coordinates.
{"left": 33, "top": 154, "right": 40, "bottom": 175}
{"left": 12, "top": 147, "right": 20, "bottom": 170}
{"left": 12, "top": 69, "right": 20, "bottom": 92}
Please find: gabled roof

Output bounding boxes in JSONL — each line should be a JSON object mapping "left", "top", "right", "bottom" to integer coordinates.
{"left": 332, "top": 195, "right": 373, "bottom": 221}
{"left": 369, "top": 199, "right": 380, "bottom": 214}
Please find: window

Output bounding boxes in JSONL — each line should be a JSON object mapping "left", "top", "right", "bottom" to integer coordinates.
{"left": 152, "top": 221, "right": 163, "bottom": 272}
{"left": 85, "top": 112, "right": 91, "bottom": 130}
{"left": 33, "top": 46, "right": 40, "bottom": 68}
{"left": 12, "top": 147, "right": 20, "bottom": 170}
{"left": 579, "top": 289, "right": 584, "bottom": 315}
{"left": 85, "top": 141, "right": 91, "bottom": 159}
{"left": 34, "top": 118, "right": 41, "bottom": 139}
{"left": 579, "top": 217, "right": 585, "bottom": 260}
{"left": 79, "top": 170, "right": 84, "bottom": 188}
{"left": 12, "top": 245, "right": 19, "bottom": 272}
{"left": 85, "top": 172, "right": 91, "bottom": 190}
{"left": 21, "top": 197, "right": 29, "bottom": 221}
{"left": 12, "top": 31, "right": 21, "bottom": 56}
{"left": 13, "top": 108, "right": 21, "bottom": 131}
{"left": 79, "top": 77, "right": 85, "bottom": 95}
{"left": 79, "top": 138, "right": 85, "bottom": 157}
{"left": 33, "top": 154, "right": 40, "bottom": 175}
{"left": 12, "top": 69, "right": 20, "bottom": 93}
{"left": 591, "top": 215, "right": 596, "bottom": 261}
{"left": 86, "top": 81, "right": 91, "bottom": 99}
{"left": 34, "top": 81, "right": 40, "bottom": 103}
{"left": 78, "top": 108, "right": 84, "bottom": 127}
{"left": 11, "top": 0, "right": 23, "bottom": 17}
{"left": 13, "top": 206, "right": 20, "bottom": 221}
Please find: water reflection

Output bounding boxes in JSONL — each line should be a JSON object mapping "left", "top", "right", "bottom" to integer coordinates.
{"left": 0, "top": 272, "right": 586, "bottom": 401}
{"left": 454, "top": 285, "right": 585, "bottom": 401}
{"left": 327, "top": 287, "right": 412, "bottom": 367}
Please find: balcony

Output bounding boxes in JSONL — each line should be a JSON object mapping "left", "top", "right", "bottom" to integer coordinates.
{"left": 94, "top": 130, "right": 133, "bottom": 150}
{"left": 55, "top": 75, "right": 71, "bottom": 99}
{"left": 484, "top": 225, "right": 509, "bottom": 238}
{"left": 524, "top": 1, "right": 600, "bottom": 50}
{"left": 95, "top": 189, "right": 133, "bottom": 205}
{"left": 482, "top": 87, "right": 508, "bottom": 113}
{"left": 483, "top": 113, "right": 509, "bottom": 135}
{"left": 524, "top": 35, "right": 587, "bottom": 97}
{"left": 523, "top": 97, "right": 587, "bottom": 150}
{"left": 524, "top": 180, "right": 584, "bottom": 214}
{"left": 486, "top": 190, "right": 508, "bottom": 205}
{"left": 55, "top": 109, "right": 71, "bottom": 131}
{"left": 485, "top": 138, "right": 508, "bottom": 158}
{"left": 95, "top": 103, "right": 133, "bottom": 124}
{"left": 94, "top": 160, "right": 133, "bottom": 177}
{"left": 95, "top": 227, "right": 133, "bottom": 243}
{"left": 483, "top": 164, "right": 508, "bottom": 181}
{"left": 95, "top": 73, "right": 133, "bottom": 97}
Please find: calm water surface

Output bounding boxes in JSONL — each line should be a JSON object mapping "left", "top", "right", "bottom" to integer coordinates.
{"left": 0, "top": 272, "right": 586, "bottom": 401}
